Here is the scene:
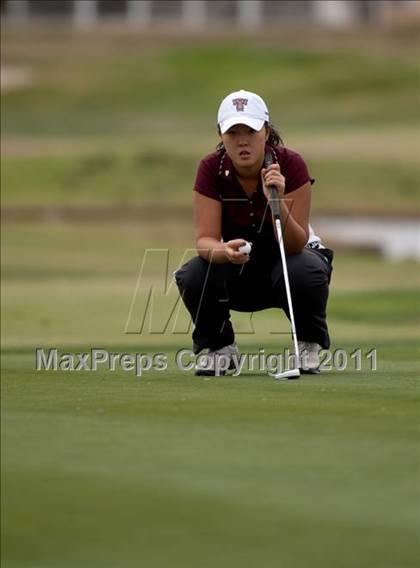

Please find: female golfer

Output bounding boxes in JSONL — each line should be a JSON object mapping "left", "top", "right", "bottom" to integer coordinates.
{"left": 175, "top": 89, "right": 333, "bottom": 375}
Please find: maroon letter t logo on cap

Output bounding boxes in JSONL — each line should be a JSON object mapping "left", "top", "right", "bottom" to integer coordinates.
{"left": 232, "top": 98, "right": 248, "bottom": 112}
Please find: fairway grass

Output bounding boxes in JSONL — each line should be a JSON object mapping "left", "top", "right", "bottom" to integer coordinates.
{"left": 2, "top": 342, "right": 419, "bottom": 568}
{"left": 2, "top": 228, "right": 419, "bottom": 566}
{"left": 2, "top": 227, "right": 419, "bottom": 567}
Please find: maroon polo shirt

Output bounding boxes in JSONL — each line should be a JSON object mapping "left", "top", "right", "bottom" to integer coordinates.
{"left": 193, "top": 144, "right": 314, "bottom": 259}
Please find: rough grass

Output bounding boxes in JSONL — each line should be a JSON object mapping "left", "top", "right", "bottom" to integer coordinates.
{"left": 2, "top": 222, "right": 419, "bottom": 349}
{"left": 2, "top": 27, "right": 419, "bottom": 215}
{"left": 3, "top": 29, "right": 418, "bottom": 133}
{"left": 2, "top": 150, "right": 420, "bottom": 215}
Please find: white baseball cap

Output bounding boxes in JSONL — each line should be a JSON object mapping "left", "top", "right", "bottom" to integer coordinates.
{"left": 217, "top": 89, "right": 269, "bottom": 134}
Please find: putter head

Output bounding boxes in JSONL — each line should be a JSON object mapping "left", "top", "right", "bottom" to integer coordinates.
{"left": 270, "top": 368, "right": 300, "bottom": 381}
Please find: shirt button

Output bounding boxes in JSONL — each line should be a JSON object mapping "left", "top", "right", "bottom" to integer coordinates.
{"left": 249, "top": 200, "right": 253, "bottom": 205}
{"left": 250, "top": 212, "right": 254, "bottom": 217}
{"left": 252, "top": 224, "right": 256, "bottom": 228}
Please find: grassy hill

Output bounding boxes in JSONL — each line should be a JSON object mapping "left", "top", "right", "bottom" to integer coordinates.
{"left": 2, "top": 26, "right": 419, "bottom": 215}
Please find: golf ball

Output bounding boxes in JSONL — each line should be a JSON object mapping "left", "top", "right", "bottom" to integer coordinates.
{"left": 239, "top": 241, "right": 252, "bottom": 255}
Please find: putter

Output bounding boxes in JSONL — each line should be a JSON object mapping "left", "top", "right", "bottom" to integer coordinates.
{"left": 265, "top": 152, "right": 300, "bottom": 380}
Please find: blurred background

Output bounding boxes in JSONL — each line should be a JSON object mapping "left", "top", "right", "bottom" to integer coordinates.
{"left": 2, "top": 3, "right": 420, "bottom": 568}
{"left": 1, "top": 0, "right": 419, "bottom": 347}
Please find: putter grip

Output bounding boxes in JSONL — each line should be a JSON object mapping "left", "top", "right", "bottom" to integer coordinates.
{"left": 264, "top": 151, "right": 280, "bottom": 220}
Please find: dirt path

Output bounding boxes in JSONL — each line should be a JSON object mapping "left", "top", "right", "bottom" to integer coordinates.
{"left": 1, "top": 66, "right": 34, "bottom": 93}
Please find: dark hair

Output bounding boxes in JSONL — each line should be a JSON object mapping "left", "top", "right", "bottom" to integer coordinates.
{"left": 216, "top": 122, "right": 283, "bottom": 153}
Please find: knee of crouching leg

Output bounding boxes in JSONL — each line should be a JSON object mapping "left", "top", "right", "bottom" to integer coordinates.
{"left": 288, "top": 251, "right": 330, "bottom": 290}
{"left": 174, "top": 256, "right": 209, "bottom": 294}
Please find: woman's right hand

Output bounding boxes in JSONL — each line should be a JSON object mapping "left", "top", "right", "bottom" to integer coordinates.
{"left": 224, "top": 239, "right": 251, "bottom": 264}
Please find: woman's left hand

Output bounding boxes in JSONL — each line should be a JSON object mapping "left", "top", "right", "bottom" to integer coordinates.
{"left": 261, "top": 164, "right": 285, "bottom": 201}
